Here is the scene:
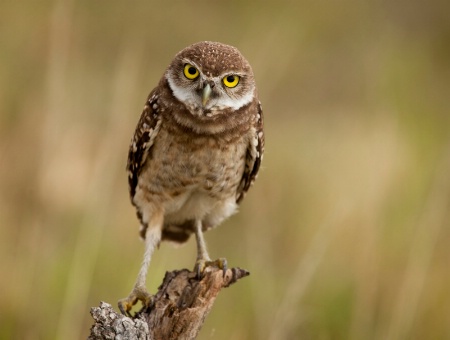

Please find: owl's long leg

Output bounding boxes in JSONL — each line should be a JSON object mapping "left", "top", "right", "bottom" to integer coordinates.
{"left": 193, "top": 220, "right": 227, "bottom": 278}
{"left": 118, "top": 215, "right": 162, "bottom": 317}
{"left": 194, "top": 219, "right": 211, "bottom": 263}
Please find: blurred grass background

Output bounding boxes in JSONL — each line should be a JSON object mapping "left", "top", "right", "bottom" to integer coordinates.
{"left": 1, "top": 0, "right": 450, "bottom": 339}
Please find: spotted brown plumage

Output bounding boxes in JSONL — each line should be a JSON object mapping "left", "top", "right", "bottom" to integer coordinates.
{"left": 127, "top": 91, "right": 162, "bottom": 199}
{"left": 119, "top": 41, "right": 264, "bottom": 316}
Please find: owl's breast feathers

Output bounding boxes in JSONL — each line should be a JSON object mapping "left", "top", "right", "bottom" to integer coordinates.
{"left": 127, "top": 83, "right": 264, "bottom": 239}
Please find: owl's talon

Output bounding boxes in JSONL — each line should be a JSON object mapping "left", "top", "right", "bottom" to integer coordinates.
{"left": 221, "top": 258, "right": 228, "bottom": 277}
{"left": 195, "top": 260, "right": 204, "bottom": 279}
{"left": 118, "top": 286, "right": 153, "bottom": 317}
{"left": 194, "top": 257, "right": 227, "bottom": 279}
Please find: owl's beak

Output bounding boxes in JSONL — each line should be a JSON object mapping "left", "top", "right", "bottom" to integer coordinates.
{"left": 202, "top": 83, "right": 212, "bottom": 107}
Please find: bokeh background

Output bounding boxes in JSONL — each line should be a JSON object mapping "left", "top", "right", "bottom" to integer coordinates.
{"left": 1, "top": 0, "right": 449, "bottom": 339}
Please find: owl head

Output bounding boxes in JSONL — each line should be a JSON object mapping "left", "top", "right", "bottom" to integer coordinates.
{"left": 165, "top": 41, "right": 256, "bottom": 117}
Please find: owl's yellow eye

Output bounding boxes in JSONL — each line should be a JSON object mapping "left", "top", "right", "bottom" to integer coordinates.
{"left": 223, "top": 75, "right": 240, "bottom": 88}
{"left": 183, "top": 64, "right": 199, "bottom": 80}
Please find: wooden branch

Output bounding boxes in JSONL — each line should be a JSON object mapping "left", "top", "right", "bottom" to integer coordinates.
{"left": 88, "top": 267, "right": 249, "bottom": 340}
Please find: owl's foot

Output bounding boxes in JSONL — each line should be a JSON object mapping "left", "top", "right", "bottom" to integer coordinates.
{"left": 194, "top": 257, "right": 227, "bottom": 279}
{"left": 118, "top": 285, "right": 153, "bottom": 317}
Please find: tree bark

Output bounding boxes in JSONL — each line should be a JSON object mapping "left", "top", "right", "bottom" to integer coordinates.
{"left": 88, "top": 267, "right": 249, "bottom": 340}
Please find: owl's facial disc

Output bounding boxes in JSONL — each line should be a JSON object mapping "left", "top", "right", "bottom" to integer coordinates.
{"left": 167, "top": 69, "right": 254, "bottom": 116}
{"left": 165, "top": 50, "right": 255, "bottom": 117}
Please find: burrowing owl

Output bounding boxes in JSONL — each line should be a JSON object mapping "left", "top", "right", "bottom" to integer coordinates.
{"left": 118, "top": 41, "right": 264, "bottom": 316}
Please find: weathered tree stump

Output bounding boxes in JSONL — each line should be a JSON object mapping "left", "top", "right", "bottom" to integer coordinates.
{"left": 88, "top": 266, "right": 249, "bottom": 340}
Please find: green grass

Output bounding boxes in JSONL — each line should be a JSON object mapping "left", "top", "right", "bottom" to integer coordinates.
{"left": 1, "top": 1, "right": 449, "bottom": 339}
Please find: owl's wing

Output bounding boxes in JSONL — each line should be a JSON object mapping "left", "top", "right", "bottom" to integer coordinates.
{"left": 127, "top": 90, "right": 163, "bottom": 199}
{"left": 236, "top": 101, "right": 265, "bottom": 204}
